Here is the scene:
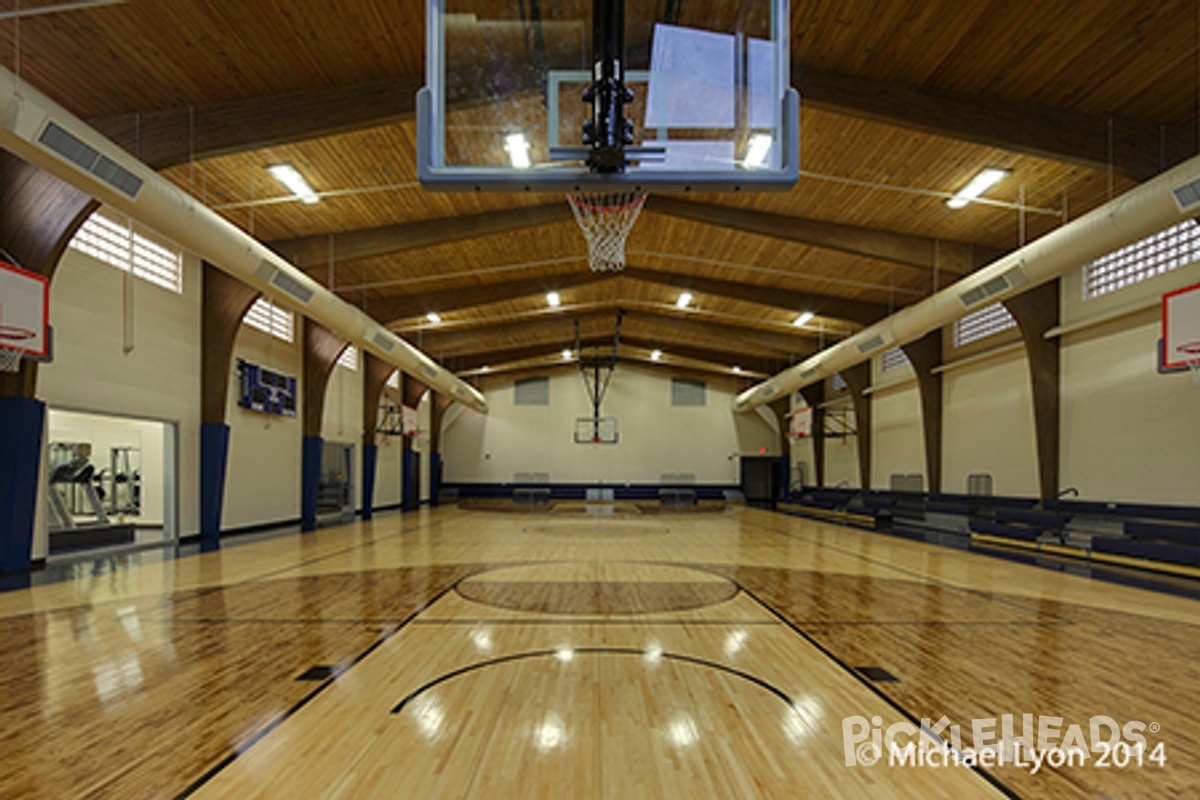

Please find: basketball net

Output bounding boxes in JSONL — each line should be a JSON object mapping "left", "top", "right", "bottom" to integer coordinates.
{"left": 0, "top": 347, "right": 22, "bottom": 373}
{"left": 566, "top": 191, "right": 647, "bottom": 272}
{"left": 1179, "top": 344, "right": 1200, "bottom": 384}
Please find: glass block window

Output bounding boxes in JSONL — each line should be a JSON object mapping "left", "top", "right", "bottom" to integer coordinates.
{"left": 69, "top": 212, "right": 183, "bottom": 293}
{"left": 337, "top": 345, "right": 358, "bottom": 371}
{"left": 670, "top": 378, "right": 706, "bottom": 406}
{"left": 243, "top": 297, "right": 295, "bottom": 342}
{"left": 831, "top": 372, "right": 847, "bottom": 392}
{"left": 880, "top": 347, "right": 909, "bottom": 373}
{"left": 386, "top": 370, "right": 400, "bottom": 389}
{"left": 953, "top": 302, "right": 1016, "bottom": 347}
{"left": 1084, "top": 220, "right": 1200, "bottom": 300}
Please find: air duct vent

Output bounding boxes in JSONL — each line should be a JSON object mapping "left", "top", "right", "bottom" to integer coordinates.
{"left": 958, "top": 272, "right": 1013, "bottom": 309}
{"left": 799, "top": 367, "right": 820, "bottom": 380}
{"left": 454, "top": 386, "right": 466, "bottom": 398}
{"left": 1172, "top": 177, "right": 1200, "bottom": 212}
{"left": 254, "top": 260, "right": 276, "bottom": 283}
{"left": 270, "top": 271, "right": 314, "bottom": 305}
{"left": 422, "top": 364, "right": 439, "bottom": 379}
{"left": 959, "top": 286, "right": 988, "bottom": 308}
{"left": 91, "top": 155, "right": 143, "bottom": 199}
{"left": 38, "top": 122, "right": 145, "bottom": 199}
{"left": 760, "top": 385, "right": 777, "bottom": 398}
{"left": 39, "top": 121, "right": 98, "bottom": 170}
{"left": 372, "top": 331, "right": 395, "bottom": 351}
{"left": 1002, "top": 263, "right": 1028, "bottom": 290}
{"left": 857, "top": 334, "right": 886, "bottom": 354}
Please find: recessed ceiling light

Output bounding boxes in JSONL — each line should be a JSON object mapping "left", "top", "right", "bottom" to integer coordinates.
{"left": 743, "top": 134, "right": 772, "bottom": 168}
{"left": 546, "top": 291, "right": 561, "bottom": 308}
{"left": 561, "top": 349, "right": 573, "bottom": 360}
{"left": 676, "top": 291, "right": 693, "bottom": 309}
{"left": 732, "top": 365, "right": 742, "bottom": 373}
{"left": 504, "top": 133, "right": 531, "bottom": 169}
{"left": 426, "top": 311, "right": 442, "bottom": 324}
{"left": 946, "top": 168, "right": 1009, "bottom": 209}
{"left": 480, "top": 365, "right": 490, "bottom": 372}
{"left": 793, "top": 311, "right": 814, "bottom": 327}
{"left": 650, "top": 349, "right": 662, "bottom": 361}
{"left": 266, "top": 163, "right": 319, "bottom": 204}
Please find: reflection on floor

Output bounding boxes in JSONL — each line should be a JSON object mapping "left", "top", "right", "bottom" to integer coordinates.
{"left": 0, "top": 506, "right": 1195, "bottom": 798}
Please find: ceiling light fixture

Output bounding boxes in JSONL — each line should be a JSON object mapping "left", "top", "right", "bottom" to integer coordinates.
{"left": 561, "top": 349, "right": 573, "bottom": 360}
{"left": 425, "top": 311, "right": 442, "bottom": 324}
{"left": 266, "top": 163, "right": 319, "bottom": 204}
{"left": 650, "top": 349, "right": 662, "bottom": 361}
{"left": 546, "top": 291, "right": 561, "bottom": 308}
{"left": 946, "top": 167, "right": 1009, "bottom": 209}
{"left": 504, "top": 133, "right": 532, "bottom": 169}
{"left": 732, "top": 365, "right": 742, "bottom": 374}
{"left": 676, "top": 291, "right": 693, "bottom": 309}
{"left": 793, "top": 311, "right": 814, "bottom": 327}
{"left": 743, "top": 134, "right": 772, "bottom": 169}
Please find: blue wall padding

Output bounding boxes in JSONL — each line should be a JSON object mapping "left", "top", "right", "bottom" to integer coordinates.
{"left": 199, "top": 423, "right": 230, "bottom": 540}
{"left": 0, "top": 398, "right": 45, "bottom": 571}
{"left": 361, "top": 443, "right": 378, "bottom": 520}
{"left": 301, "top": 436, "right": 323, "bottom": 531}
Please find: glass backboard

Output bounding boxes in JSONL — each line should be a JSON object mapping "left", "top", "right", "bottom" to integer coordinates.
{"left": 419, "top": 0, "right": 798, "bottom": 192}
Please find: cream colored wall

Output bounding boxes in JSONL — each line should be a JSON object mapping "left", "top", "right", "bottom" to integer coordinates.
{"left": 39, "top": 247, "right": 201, "bottom": 536}
{"left": 870, "top": 383, "right": 924, "bottom": 489}
{"left": 942, "top": 345, "right": 1038, "bottom": 497}
{"left": 442, "top": 364, "right": 776, "bottom": 484}
{"left": 822, "top": 405, "right": 860, "bottom": 488}
{"left": 1059, "top": 258, "right": 1200, "bottom": 504}
{"left": 224, "top": 325, "right": 302, "bottom": 528}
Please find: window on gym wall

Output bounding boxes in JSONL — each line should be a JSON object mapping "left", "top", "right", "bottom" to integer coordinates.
{"left": 953, "top": 302, "right": 1016, "bottom": 347}
{"left": 514, "top": 376, "right": 550, "bottom": 405}
{"left": 880, "top": 347, "right": 909, "bottom": 372}
{"left": 670, "top": 378, "right": 706, "bottom": 406}
{"left": 68, "top": 211, "right": 184, "bottom": 293}
{"left": 1084, "top": 219, "right": 1200, "bottom": 300}
{"left": 243, "top": 297, "right": 295, "bottom": 342}
{"left": 337, "top": 346, "right": 358, "bottom": 371}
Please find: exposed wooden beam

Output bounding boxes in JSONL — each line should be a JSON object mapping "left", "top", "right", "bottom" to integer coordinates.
{"left": 90, "top": 76, "right": 425, "bottom": 171}
{"left": 410, "top": 307, "right": 817, "bottom": 360}
{"left": 797, "top": 67, "right": 1194, "bottom": 182}
{"left": 274, "top": 203, "right": 573, "bottom": 269}
{"left": 361, "top": 271, "right": 609, "bottom": 325}
{"left": 648, "top": 196, "right": 998, "bottom": 275}
{"left": 441, "top": 336, "right": 790, "bottom": 376}
{"left": 622, "top": 266, "right": 888, "bottom": 325}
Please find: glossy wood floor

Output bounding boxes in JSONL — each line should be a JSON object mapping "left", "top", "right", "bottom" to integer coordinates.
{"left": 1, "top": 504, "right": 1196, "bottom": 798}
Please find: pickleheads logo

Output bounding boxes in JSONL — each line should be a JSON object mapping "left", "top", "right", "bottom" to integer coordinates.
{"left": 842, "top": 714, "right": 1167, "bottom": 772}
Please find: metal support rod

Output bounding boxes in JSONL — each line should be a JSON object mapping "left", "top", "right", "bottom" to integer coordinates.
{"left": 583, "top": 0, "right": 632, "bottom": 172}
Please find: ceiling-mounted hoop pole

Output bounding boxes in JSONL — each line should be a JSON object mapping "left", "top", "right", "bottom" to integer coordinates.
{"left": 584, "top": 0, "right": 633, "bottom": 173}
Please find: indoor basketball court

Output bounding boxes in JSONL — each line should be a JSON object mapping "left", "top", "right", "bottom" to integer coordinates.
{"left": 1, "top": 1, "right": 1199, "bottom": 799}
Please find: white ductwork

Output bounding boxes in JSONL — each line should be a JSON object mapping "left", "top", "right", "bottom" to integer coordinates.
{"left": 0, "top": 66, "right": 488, "bottom": 413}
{"left": 734, "top": 152, "right": 1200, "bottom": 412}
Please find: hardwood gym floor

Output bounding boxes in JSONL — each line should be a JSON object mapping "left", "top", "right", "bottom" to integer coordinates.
{"left": 0, "top": 505, "right": 1195, "bottom": 798}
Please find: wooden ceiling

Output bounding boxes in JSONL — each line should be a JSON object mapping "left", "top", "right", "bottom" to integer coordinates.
{"left": 2, "top": 0, "right": 1195, "bottom": 381}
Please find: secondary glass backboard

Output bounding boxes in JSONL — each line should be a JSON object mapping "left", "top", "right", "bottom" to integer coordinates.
{"left": 420, "top": 0, "right": 797, "bottom": 192}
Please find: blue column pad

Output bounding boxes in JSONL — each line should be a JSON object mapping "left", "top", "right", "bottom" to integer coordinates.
{"left": 302, "top": 436, "right": 323, "bottom": 531}
{"left": 361, "top": 443, "right": 378, "bottom": 521}
{"left": 429, "top": 452, "right": 443, "bottom": 508}
{"left": 0, "top": 398, "right": 45, "bottom": 571}
{"left": 402, "top": 448, "right": 418, "bottom": 512}
{"left": 199, "top": 423, "right": 231, "bottom": 541}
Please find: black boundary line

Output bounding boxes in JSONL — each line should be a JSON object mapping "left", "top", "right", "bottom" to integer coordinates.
{"left": 389, "top": 647, "right": 797, "bottom": 714}
{"left": 747, "top": 512, "right": 1074, "bottom": 623}
{"left": 173, "top": 576, "right": 468, "bottom": 799}
{"left": 720, "top": 570, "right": 1021, "bottom": 800}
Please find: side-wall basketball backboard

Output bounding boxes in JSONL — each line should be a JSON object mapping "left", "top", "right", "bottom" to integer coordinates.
{"left": 1161, "top": 281, "right": 1200, "bottom": 376}
{"left": 419, "top": 0, "right": 798, "bottom": 192}
{"left": 0, "top": 259, "right": 50, "bottom": 361}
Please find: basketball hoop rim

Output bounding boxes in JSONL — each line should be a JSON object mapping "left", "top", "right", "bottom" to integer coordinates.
{"left": 1176, "top": 342, "right": 1200, "bottom": 356}
{"left": 0, "top": 324, "right": 36, "bottom": 341}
